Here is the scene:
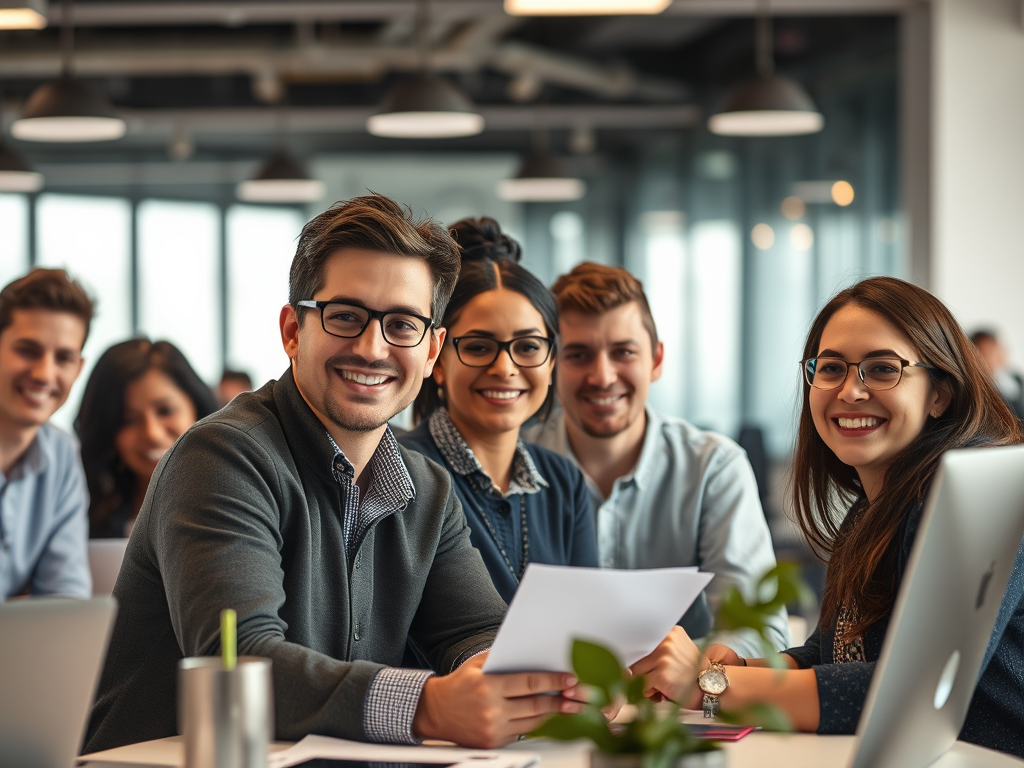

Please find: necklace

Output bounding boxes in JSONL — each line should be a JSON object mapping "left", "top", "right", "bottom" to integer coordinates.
{"left": 473, "top": 493, "right": 529, "bottom": 582}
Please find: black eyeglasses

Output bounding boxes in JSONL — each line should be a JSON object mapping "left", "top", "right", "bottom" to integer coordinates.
{"left": 450, "top": 336, "right": 555, "bottom": 368}
{"left": 297, "top": 300, "right": 434, "bottom": 348}
{"left": 802, "top": 356, "right": 934, "bottom": 391}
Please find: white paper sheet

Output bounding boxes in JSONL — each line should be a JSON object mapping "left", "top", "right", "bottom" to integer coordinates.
{"left": 268, "top": 734, "right": 529, "bottom": 768}
{"left": 482, "top": 564, "right": 713, "bottom": 674}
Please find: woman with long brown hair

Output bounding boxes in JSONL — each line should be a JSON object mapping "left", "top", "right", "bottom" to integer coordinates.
{"left": 629, "top": 276, "right": 1024, "bottom": 758}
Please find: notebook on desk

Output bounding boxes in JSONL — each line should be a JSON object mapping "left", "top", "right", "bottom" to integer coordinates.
{"left": 849, "top": 444, "right": 1024, "bottom": 768}
{"left": 0, "top": 597, "right": 117, "bottom": 768}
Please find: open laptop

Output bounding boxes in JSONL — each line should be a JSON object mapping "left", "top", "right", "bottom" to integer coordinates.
{"left": 850, "top": 444, "right": 1024, "bottom": 768}
{"left": 0, "top": 597, "right": 117, "bottom": 768}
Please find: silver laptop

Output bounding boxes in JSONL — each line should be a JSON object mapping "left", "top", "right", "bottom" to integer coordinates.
{"left": 0, "top": 597, "right": 117, "bottom": 768}
{"left": 850, "top": 444, "right": 1024, "bottom": 768}
{"left": 87, "top": 539, "right": 129, "bottom": 596}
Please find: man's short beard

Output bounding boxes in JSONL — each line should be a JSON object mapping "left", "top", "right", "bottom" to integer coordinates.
{"left": 580, "top": 420, "right": 628, "bottom": 439}
{"left": 322, "top": 389, "right": 398, "bottom": 433}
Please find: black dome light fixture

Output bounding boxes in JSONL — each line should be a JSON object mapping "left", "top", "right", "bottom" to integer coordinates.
{"left": 237, "top": 148, "right": 325, "bottom": 204}
{"left": 498, "top": 118, "right": 586, "bottom": 202}
{"left": 707, "top": 3, "right": 823, "bottom": 137}
{"left": 0, "top": 141, "right": 44, "bottom": 192}
{"left": 11, "top": 0, "right": 125, "bottom": 142}
{"left": 367, "top": 0, "right": 484, "bottom": 139}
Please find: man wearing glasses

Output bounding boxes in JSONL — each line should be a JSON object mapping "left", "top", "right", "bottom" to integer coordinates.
{"left": 525, "top": 262, "right": 789, "bottom": 657}
{"left": 85, "top": 195, "right": 581, "bottom": 754}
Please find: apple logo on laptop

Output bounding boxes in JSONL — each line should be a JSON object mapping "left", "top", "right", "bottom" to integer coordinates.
{"left": 976, "top": 561, "right": 996, "bottom": 611}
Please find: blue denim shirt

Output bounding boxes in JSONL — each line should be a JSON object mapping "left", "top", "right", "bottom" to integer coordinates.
{"left": 0, "top": 423, "right": 91, "bottom": 600}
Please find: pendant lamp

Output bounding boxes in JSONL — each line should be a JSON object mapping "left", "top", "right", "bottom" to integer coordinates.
{"left": 497, "top": 153, "right": 586, "bottom": 202}
{"left": 11, "top": 0, "right": 125, "bottom": 142}
{"left": 237, "top": 148, "right": 325, "bottom": 204}
{"left": 708, "top": 6, "right": 823, "bottom": 137}
{"left": 0, "top": 0, "right": 47, "bottom": 29}
{"left": 367, "top": 0, "right": 483, "bottom": 139}
{"left": 0, "top": 141, "right": 44, "bottom": 192}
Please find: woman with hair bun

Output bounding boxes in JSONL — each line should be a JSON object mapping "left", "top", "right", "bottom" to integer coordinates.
{"left": 75, "top": 339, "right": 218, "bottom": 538}
{"left": 399, "top": 216, "right": 598, "bottom": 604}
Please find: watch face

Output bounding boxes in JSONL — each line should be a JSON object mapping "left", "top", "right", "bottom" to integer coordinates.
{"left": 699, "top": 668, "right": 728, "bottom": 695}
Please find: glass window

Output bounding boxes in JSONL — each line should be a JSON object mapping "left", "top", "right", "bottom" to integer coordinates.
{"left": 689, "top": 220, "right": 742, "bottom": 437}
{"left": 36, "top": 193, "right": 133, "bottom": 431}
{"left": 226, "top": 205, "right": 305, "bottom": 393}
{"left": 137, "top": 200, "right": 221, "bottom": 385}
{"left": 0, "top": 194, "right": 29, "bottom": 287}
{"left": 641, "top": 211, "right": 687, "bottom": 418}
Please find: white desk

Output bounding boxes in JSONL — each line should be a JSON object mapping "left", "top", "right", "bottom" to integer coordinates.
{"left": 80, "top": 731, "right": 1024, "bottom": 768}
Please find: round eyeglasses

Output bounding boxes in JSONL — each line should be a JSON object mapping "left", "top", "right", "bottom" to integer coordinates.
{"left": 450, "top": 336, "right": 555, "bottom": 368}
{"left": 802, "top": 356, "right": 934, "bottom": 391}
{"left": 297, "top": 300, "right": 434, "bottom": 348}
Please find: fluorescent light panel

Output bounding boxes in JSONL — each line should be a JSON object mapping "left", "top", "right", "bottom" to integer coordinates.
{"left": 11, "top": 115, "right": 127, "bottom": 142}
{"left": 366, "top": 111, "right": 485, "bottom": 139}
{"left": 0, "top": 0, "right": 46, "bottom": 29}
{"left": 236, "top": 178, "right": 325, "bottom": 204}
{"left": 497, "top": 177, "right": 586, "bottom": 202}
{"left": 0, "top": 170, "right": 44, "bottom": 192}
{"left": 708, "top": 110, "right": 823, "bottom": 137}
{"left": 505, "top": 0, "right": 670, "bottom": 15}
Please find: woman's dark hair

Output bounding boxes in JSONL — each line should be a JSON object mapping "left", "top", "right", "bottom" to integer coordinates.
{"left": 75, "top": 339, "right": 218, "bottom": 537}
{"left": 792, "top": 276, "right": 1023, "bottom": 637}
{"left": 413, "top": 216, "right": 558, "bottom": 424}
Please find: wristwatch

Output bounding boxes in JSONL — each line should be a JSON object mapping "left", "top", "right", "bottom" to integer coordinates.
{"left": 697, "top": 662, "right": 729, "bottom": 718}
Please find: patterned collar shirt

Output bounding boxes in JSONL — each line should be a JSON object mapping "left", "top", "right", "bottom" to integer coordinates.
{"left": 428, "top": 407, "right": 548, "bottom": 499}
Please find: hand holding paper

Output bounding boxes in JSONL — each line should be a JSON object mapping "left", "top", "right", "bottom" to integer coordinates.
{"left": 482, "top": 564, "right": 713, "bottom": 674}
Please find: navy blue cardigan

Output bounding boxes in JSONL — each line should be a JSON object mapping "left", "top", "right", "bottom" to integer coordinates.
{"left": 785, "top": 501, "right": 1024, "bottom": 758}
{"left": 399, "top": 420, "right": 599, "bottom": 604}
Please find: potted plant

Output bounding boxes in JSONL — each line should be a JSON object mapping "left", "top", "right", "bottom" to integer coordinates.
{"left": 531, "top": 563, "right": 813, "bottom": 768}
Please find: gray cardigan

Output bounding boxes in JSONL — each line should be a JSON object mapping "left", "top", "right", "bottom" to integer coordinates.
{"left": 84, "top": 369, "right": 506, "bottom": 753}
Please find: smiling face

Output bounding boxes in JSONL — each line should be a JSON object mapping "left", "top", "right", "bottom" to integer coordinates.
{"left": 433, "top": 288, "right": 554, "bottom": 442}
{"left": 114, "top": 368, "right": 199, "bottom": 485}
{"left": 556, "top": 302, "right": 664, "bottom": 442}
{"left": 0, "top": 309, "right": 86, "bottom": 437}
{"left": 281, "top": 248, "right": 443, "bottom": 439}
{"left": 810, "top": 304, "right": 951, "bottom": 499}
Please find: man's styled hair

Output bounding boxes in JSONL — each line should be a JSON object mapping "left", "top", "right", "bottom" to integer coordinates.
{"left": 550, "top": 262, "right": 659, "bottom": 350}
{"left": 289, "top": 194, "right": 462, "bottom": 323}
{"left": 0, "top": 268, "right": 94, "bottom": 345}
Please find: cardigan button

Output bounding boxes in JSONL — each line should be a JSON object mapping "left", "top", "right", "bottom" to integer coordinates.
{"left": 353, "top": 622, "right": 361, "bottom": 641}
{"left": 354, "top": 553, "right": 361, "bottom": 569}
{"left": 498, "top": 501, "right": 511, "bottom": 514}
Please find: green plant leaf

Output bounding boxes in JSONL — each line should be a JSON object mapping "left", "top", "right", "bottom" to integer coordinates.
{"left": 531, "top": 708, "right": 617, "bottom": 751}
{"left": 572, "top": 638, "right": 624, "bottom": 694}
{"left": 625, "top": 672, "right": 648, "bottom": 704}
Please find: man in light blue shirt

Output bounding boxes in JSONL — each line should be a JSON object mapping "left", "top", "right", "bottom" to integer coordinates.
{"left": 0, "top": 269, "right": 93, "bottom": 600}
{"left": 525, "top": 262, "right": 788, "bottom": 656}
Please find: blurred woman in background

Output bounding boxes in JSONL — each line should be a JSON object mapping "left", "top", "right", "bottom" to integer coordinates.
{"left": 75, "top": 339, "right": 217, "bottom": 538}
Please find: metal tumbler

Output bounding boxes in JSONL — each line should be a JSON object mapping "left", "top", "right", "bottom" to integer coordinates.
{"left": 178, "top": 656, "right": 274, "bottom": 768}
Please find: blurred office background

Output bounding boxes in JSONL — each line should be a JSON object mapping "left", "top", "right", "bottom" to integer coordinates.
{"left": 1, "top": 1, "right": 1022, "bottom": 542}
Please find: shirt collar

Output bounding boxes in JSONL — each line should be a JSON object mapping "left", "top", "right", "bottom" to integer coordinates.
{"left": 3, "top": 430, "right": 47, "bottom": 482}
{"left": 555, "top": 405, "right": 659, "bottom": 492}
{"left": 324, "top": 426, "right": 416, "bottom": 506}
{"left": 427, "top": 407, "right": 548, "bottom": 497}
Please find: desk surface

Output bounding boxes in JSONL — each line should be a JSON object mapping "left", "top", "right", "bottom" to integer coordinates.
{"left": 80, "top": 730, "right": 1024, "bottom": 768}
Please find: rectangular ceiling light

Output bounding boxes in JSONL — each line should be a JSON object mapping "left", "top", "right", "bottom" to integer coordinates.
{"left": 505, "top": 0, "right": 670, "bottom": 15}
{"left": 0, "top": 0, "right": 47, "bottom": 29}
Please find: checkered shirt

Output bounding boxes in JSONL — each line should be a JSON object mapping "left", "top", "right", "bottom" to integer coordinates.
{"left": 324, "top": 427, "right": 430, "bottom": 744}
